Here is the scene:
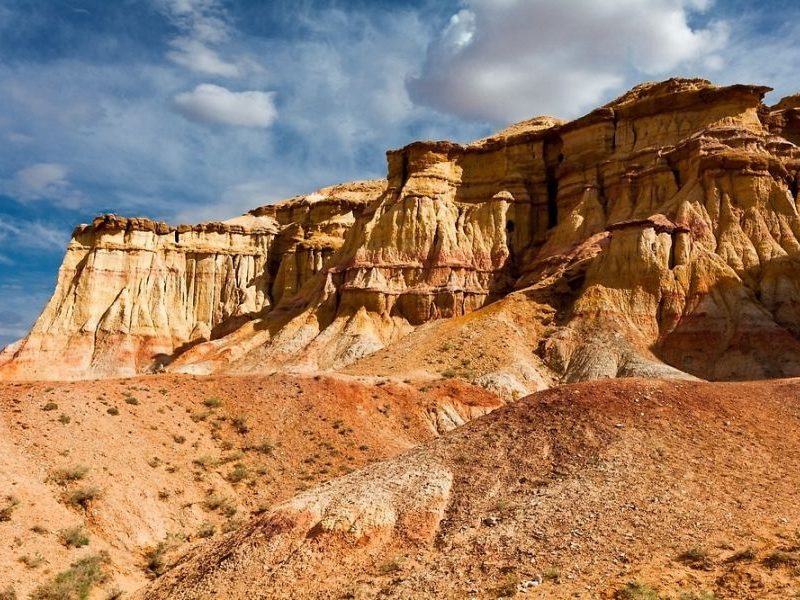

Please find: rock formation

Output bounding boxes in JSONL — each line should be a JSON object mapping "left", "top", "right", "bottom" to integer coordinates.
{"left": 4, "top": 78, "right": 800, "bottom": 386}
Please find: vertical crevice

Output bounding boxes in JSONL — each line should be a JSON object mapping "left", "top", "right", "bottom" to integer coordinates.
{"left": 544, "top": 134, "right": 563, "bottom": 229}
{"left": 790, "top": 174, "right": 798, "bottom": 203}
{"left": 610, "top": 109, "right": 618, "bottom": 152}
{"left": 597, "top": 167, "right": 609, "bottom": 218}
{"left": 174, "top": 231, "right": 180, "bottom": 245}
{"left": 668, "top": 232, "right": 677, "bottom": 270}
{"left": 400, "top": 151, "right": 409, "bottom": 188}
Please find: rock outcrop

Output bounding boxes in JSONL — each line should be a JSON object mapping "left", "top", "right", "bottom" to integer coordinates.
{"left": 0, "top": 181, "right": 384, "bottom": 379}
{"left": 4, "top": 78, "right": 800, "bottom": 385}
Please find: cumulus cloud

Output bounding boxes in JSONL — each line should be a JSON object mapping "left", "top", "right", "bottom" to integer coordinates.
{"left": 409, "top": 0, "right": 730, "bottom": 122}
{"left": 174, "top": 84, "right": 277, "bottom": 127}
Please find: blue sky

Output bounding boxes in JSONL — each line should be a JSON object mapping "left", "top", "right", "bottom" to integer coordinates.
{"left": 0, "top": 0, "right": 798, "bottom": 347}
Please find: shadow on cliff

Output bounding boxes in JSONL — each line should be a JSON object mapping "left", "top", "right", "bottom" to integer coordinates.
{"left": 654, "top": 255, "right": 800, "bottom": 381}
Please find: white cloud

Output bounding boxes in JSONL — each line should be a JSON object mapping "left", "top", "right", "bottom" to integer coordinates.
{"left": 174, "top": 84, "right": 277, "bottom": 127}
{"left": 0, "top": 217, "right": 69, "bottom": 251}
{"left": 8, "top": 162, "right": 87, "bottom": 208}
{"left": 167, "top": 37, "right": 241, "bottom": 77}
{"left": 16, "top": 163, "right": 68, "bottom": 194}
{"left": 156, "top": 0, "right": 250, "bottom": 77}
{"left": 409, "top": 0, "right": 729, "bottom": 122}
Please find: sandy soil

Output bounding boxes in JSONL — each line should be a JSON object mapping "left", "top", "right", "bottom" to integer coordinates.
{"left": 0, "top": 372, "right": 500, "bottom": 598}
{"left": 139, "top": 377, "right": 800, "bottom": 600}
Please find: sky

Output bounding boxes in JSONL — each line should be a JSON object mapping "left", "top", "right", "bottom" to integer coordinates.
{"left": 0, "top": 0, "right": 798, "bottom": 347}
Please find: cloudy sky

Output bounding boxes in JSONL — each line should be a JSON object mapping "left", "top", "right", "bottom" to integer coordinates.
{"left": 0, "top": 0, "right": 798, "bottom": 346}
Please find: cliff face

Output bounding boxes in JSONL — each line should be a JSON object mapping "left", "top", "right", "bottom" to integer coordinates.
{"left": 4, "top": 79, "right": 800, "bottom": 384}
{"left": 0, "top": 181, "right": 384, "bottom": 379}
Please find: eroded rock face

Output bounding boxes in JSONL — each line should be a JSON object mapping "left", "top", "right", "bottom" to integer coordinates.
{"left": 0, "top": 181, "right": 384, "bottom": 380}
{"left": 5, "top": 78, "right": 800, "bottom": 383}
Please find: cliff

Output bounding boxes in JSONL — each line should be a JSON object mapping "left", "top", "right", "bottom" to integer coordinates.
{"left": 4, "top": 78, "right": 800, "bottom": 386}
{"left": 0, "top": 181, "right": 384, "bottom": 379}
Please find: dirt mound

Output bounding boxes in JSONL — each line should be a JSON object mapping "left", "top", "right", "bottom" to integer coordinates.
{"left": 139, "top": 378, "right": 800, "bottom": 599}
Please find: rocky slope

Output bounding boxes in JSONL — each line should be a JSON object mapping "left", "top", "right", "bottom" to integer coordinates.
{"left": 4, "top": 78, "right": 800, "bottom": 387}
{"left": 0, "top": 373, "right": 499, "bottom": 598}
{"left": 136, "top": 377, "right": 800, "bottom": 599}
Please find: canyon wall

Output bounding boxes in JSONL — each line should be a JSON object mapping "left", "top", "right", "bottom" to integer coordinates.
{"left": 4, "top": 79, "right": 800, "bottom": 384}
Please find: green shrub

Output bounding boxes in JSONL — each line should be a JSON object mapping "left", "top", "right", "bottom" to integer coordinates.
{"left": 226, "top": 463, "right": 248, "bottom": 484}
{"left": 124, "top": 396, "right": 139, "bottom": 405}
{"left": 541, "top": 566, "right": 560, "bottom": 582}
{"left": 42, "top": 402, "right": 58, "bottom": 411}
{"left": 196, "top": 522, "right": 215, "bottom": 539}
{"left": 29, "top": 553, "right": 109, "bottom": 600}
{"left": 107, "top": 407, "right": 120, "bottom": 416}
{"left": 60, "top": 526, "right": 90, "bottom": 548}
{"left": 203, "top": 397, "right": 223, "bottom": 408}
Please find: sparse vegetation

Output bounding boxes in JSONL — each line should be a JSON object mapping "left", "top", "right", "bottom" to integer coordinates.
{"left": 58, "top": 413, "right": 71, "bottom": 424}
{"left": 678, "top": 592, "right": 719, "bottom": 600}
{"left": 763, "top": 549, "right": 799, "bottom": 568}
{"left": 107, "top": 406, "right": 120, "bottom": 416}
{"left": 226, "top": 463, "right": 248, "bottom": 483}
{"left": 60, "top": 525, "right": 90, "bottom": 548}
{"left": 196, "top": 521, "right": 215, "bottom": 538}
{"left": 65, "top": 485, "right": 102, "bottom": 509}
{"left": 190, "top": 410, "right": 210, "bottom": 422}
{"left": 492, "top": 576, "right": 519, "bottom": 598}
{"left": 677, "top": 547, "right": 713, "bottom": 570}
{"left": 231, "top": 415, "right": 249, "bottom": 434}
{"left": 173, "top": 434, "right": 186, "bottom": 444}
{"left": 726, "top": 547, "right": 756, "bottom": 562}
{"left": 124, "top": 396, "right": 139, "bottom": 405}
{"left": 0, "top": 495, "right": 20, "bottom": 521}
{"left": 50, "top": 464, "right": 90, "bottom": 485}
{"left": 144, "top": 542, "right": 168, "bottom": 577}
{"left": 203, "top": 493, "right": 237, "bottom": 517}
{"left": 614, "top": 581, "right": 662, "bottom": 600}
{"left": 0, "top": 586, "right": 16, "bottom": 600}
{"left": 541, "top": 566, "right": 560, "bottom": 582}
{"left": 251, "top": 437, "right": 275, "bottom": 454}
{"left": 378, "top": 560, "right": 401, "bottom": 575}
{"left": 42, "top": 401, "right": 58, "bottom": 411}
{"left": 29, "top": 553, "right": 109, "bottom": 600}
{"left": 18, "top": 553, "right": 46, "bottom": 569}
{"left": 203, "top": 397, "right": 223, "bottom": 408}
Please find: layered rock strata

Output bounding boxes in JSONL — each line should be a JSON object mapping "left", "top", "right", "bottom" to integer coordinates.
{"left": 5, "top": 79, "right": 800, "bottom": 384}
{"left": 0, "top": 181, "right": 384, "bottom": 379}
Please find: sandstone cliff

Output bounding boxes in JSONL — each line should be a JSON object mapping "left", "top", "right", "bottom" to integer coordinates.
{"left": 0, "top": 181, "right": 384, "bottom": 379}
{"left": 4, "top": 79, "right": 800, "bottom": 386}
